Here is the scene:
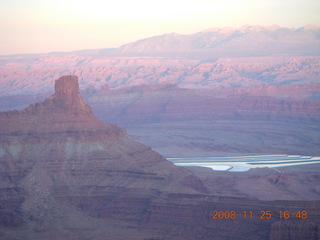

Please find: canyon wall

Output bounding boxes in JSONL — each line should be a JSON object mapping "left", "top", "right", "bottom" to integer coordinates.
{"left": 0, "top": 76, "right": 319, "bottom": 239}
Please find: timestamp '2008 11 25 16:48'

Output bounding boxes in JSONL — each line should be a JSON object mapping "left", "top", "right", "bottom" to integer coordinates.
{"left": 211, "top": 210, "right": 308, "bottom": 220}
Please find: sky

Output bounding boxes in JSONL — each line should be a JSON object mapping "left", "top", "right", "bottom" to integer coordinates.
{"left": 0, "top": 0, "right": 319, "bottom": 55}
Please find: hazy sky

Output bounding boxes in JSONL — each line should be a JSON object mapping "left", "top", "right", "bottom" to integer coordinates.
{"left": 0, "top": 0, "right": 319, "bottom": 55}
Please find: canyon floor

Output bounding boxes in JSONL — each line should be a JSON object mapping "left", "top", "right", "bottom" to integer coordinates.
{"left": 124, "top": 120, "right": 320, "bottom": 157}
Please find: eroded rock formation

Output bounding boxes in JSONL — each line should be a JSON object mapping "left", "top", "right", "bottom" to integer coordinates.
{"left": 0, "top": 75, "right": 208, "bottom": 238}
{"left": 0, "top": 75, "right": 319, "bottom": 239}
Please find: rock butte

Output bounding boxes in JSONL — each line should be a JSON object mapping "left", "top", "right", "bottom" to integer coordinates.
{"left": 0, "top": 75, "right": 319, "bottom": 239}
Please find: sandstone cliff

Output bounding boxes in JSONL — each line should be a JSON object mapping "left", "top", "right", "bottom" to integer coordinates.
{"left": 1, "top": 56, "right": 319, "bottom": 96}
{"left": 0, "top": 75, "right": 319, "bottom": 240}
{"left": 0, "top": 75, "right": 207, "bottom": 238}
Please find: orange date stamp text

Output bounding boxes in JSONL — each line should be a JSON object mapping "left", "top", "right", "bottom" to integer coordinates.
{"left": 211, "top": 210, "right": 308, "bottom": 220}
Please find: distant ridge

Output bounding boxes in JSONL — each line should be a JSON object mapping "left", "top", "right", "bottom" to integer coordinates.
{"left": 0, "top": 25, "right": 319, "bottom": 96}
{"left": 111, "top": 25, "right": 320, "bottom": 58}
{"left": 0, "top": 25, "right": 319, "bottom": 58}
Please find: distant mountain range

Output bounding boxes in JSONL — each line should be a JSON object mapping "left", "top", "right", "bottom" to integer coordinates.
{"left": 110, "top": 25, "right": 320, "bottom": 58}
{"left": 2, "top": 25, "right": 319, "bottom": 58}
{"left": 0, "top": 25, "right": 319, "bottom": 96}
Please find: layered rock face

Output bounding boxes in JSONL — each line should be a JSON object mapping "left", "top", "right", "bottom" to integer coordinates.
{"left": 0, "top": 76, "right": 319, "bottom": 239}
{"left": 86, "top": 83, "right": 320, "bottom": 124}
{"left": 0, "top": 75, "right": 206, "bottom": 237}
{"left": 1, "top": 56, "right": 320, "bottom": 96}
{"left": 269, "top": 221, "right": 319, "bottom": 240}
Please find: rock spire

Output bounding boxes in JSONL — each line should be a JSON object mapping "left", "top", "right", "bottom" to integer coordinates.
{"left": 0, "top": 75, "right": 107, "bottom": 133}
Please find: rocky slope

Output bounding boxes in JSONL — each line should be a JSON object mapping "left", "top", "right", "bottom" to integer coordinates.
{"left": 0, "top": 75, "right": 206, "bottom": 238}
{"left": 1, "top": 56, "right": 319, "bottom": 96}
{"left": 0, "top": 75, "right": 319, "bottom": 239}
